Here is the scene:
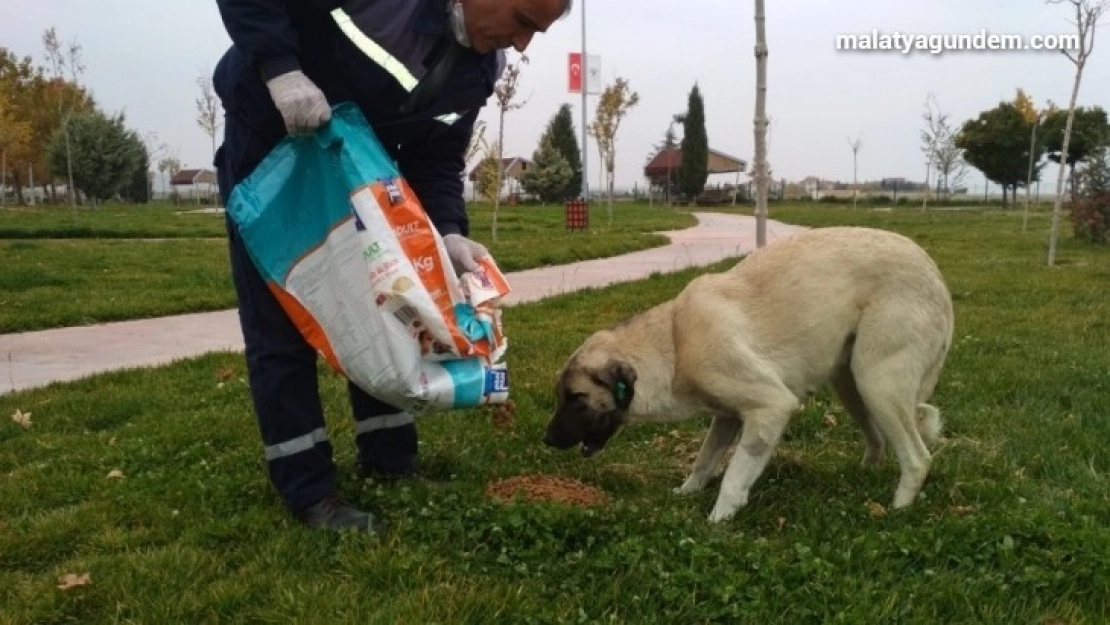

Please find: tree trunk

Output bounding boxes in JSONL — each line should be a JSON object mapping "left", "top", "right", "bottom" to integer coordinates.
{"left": 1023, "top": 120, "right": 1039, "bottom": 233}
{"left": 65, "top": 121, "right": 78, "bottom": 214}
{"left": 606, "top": 164, "right": 614, "bottom": 224}
{"left": 492, "top": 111, "right": 505, "bottom": 243}
{"left": 752, "top": 0, "right": 769, "bottom": 248}
{"left": 921, "top": 163, "right": 930, "bottom": 212}
{"left": 1048, "top": 63, "right": 1083, "bottom": 266}
{"left": 851, "top": 152, "right": 858, "bottom": 210}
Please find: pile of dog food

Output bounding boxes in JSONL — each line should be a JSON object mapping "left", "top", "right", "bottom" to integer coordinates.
{"left": 485, "top": 474, "right": 608, "bottom": 507}
{"left": 488, "top": 399, "right": 516, "bottom": 431}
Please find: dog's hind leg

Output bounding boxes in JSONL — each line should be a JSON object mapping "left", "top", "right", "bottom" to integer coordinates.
{"left": 831, "top": 366, "right": 885, "bottom": 467}
{"left": 913, "top": 350, "right": 947, "bottom": 445}
{"left": 852, "top": 356, "right": 932, "bottom": 509}
{"left": 675, "top": 415, "right": 742, "bottom": 496}
{"left": 708, "top": 392, "right": 798, "bottom": 522}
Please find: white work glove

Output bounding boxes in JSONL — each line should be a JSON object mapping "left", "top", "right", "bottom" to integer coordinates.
{"left": 442, "top": 233, "right": 491, "bottom": 276}
{"left": 265, "top": 70, "right": 331, "bottom": 134}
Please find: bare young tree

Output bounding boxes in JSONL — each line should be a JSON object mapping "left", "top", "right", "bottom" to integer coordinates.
{"left": 847, "top": 133, "right": 863, "bottom": 209}
{"left": 1023, "top": 101, "right": 1054, "bottom": 233}
{"left": 157, "top": 154, "right": 182, "bottom": 203}
{"left": 920, "top": 93, "right": 967, "bottom": 211}
{"left": 465, "top": 119, "right": 487, "bottom": 165}
{"left": 588, "top": 77, "right": 639, "bottom": 223}
{"left": 196, "top": 68, "right": 222, "bottom": 163}
{"left": 1046, "top": 0, "right": 1106, "bottom": 266}
{"left": 141, "top": 131, "right": 169, "bottom": 200}
{"left": 752, "top": 0, "right": 770, "bottom": 248}
{"left": 490, "top": 54, "right": 529, "bottom": 242}
{"left": 43, "top": 27, "right": 85, "bottom": 212}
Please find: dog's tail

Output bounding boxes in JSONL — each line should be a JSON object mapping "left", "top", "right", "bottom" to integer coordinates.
{"left": 915, "top": 403, "right": 943, "bottom": 446}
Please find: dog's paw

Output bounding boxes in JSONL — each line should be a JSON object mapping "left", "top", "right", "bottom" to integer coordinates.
{"left": 673, "top": 477, "right": 707, "bottom": 496}
{"left": 861, "top": 447, "right": 885, "bottom": 468}
{"left": 707, "top": 504, "right": 737, "bottom": 523}
{"left": 707, "top": 490, "right": 749, "bottom": 522}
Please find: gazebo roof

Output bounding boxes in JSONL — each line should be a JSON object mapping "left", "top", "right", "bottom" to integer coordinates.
{"left": 643, "top": 147, "right": 747, "bottom": 178}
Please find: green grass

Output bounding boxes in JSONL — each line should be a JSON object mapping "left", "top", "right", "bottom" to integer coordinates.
{"left": 1, "top": 206, "right": 1108, "bottom": 623}
{"left": 0, "top": 202, "right": 694, "bottom": 333}
{"left": 1, "top": 239, "right": 234, "bottom": 333}
{"left": 0, "top": 202, "right": 228, "bottom": 239}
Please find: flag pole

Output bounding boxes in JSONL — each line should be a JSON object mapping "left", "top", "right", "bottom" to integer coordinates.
{"left": 580, "top": 0, "right": 588, "bottom": 201}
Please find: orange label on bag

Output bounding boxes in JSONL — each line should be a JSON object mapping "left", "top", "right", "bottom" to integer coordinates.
{"left": 370, "top": 178, "right": 470, "bottom": 355}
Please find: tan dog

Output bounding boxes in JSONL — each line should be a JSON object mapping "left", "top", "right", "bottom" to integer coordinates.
{"left": 543, "top": 227, "right": 954, "bottom": 522}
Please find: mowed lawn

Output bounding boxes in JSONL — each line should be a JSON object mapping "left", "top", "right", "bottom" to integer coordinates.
{"left": 0, "top": 202, "right": 694, "bottom": 332}
{"left": 0, "top": 203, "right": 1107, "bottom": 623}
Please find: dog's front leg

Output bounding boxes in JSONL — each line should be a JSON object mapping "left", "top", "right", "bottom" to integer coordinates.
{"left": 675, "top": 415, "right": 742, "bottom": 495}
{"left": 708, "top": 404, "right": 793, "bottom": 522}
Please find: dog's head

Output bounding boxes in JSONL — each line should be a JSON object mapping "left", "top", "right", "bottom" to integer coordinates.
{"left": 543, "top": 342, "right": 637, "bottom": 458}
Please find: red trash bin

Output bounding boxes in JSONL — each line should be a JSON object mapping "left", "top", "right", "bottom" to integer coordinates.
{"left": 565, "top": 198, "right": 588, "bottom": 231}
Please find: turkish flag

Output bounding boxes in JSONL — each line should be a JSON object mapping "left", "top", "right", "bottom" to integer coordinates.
{"left": 568, "top": 52, "right": 582, "bottom": 93}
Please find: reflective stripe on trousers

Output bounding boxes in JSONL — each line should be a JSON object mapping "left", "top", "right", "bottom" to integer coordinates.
{"left": 263, "top": 413, "right": 416, "bottom": 461}
{"left": 354, "top": 412, "right": 415, "bottom": 436}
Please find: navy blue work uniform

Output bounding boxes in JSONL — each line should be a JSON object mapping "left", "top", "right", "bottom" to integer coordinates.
{"left": 213, "top": 0, "right": 502, "bottom": 512}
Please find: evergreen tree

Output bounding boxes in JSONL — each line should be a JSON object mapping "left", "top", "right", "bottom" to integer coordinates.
{"left": 124, "top": 136, "right": 151, "bottom": 203}
{"left": 519, "top": 135, "right": 572, "bottom": 204}
{"left": 679, "top": 83, "right": 708, "bottom": 202}
{"left": 546, "top": 104, "right": 582, "bottom": 200}
{"left": 48, "top": 110, "right": 141, "bottom": 205}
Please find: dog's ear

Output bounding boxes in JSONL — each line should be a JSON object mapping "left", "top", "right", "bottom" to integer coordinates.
{"left": 605, "top": 361, "right": 637, "bottom": 409}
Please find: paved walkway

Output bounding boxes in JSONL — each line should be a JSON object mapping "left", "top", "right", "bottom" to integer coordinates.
{"left": 0, "top": 213, "right": 807, "bottom": 395}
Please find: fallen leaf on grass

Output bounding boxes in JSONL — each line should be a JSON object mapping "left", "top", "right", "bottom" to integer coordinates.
{"left": 776, "top": 516, "right": 787, "bottom": 532}
{"left": 215, "top": 365, "right": 237, "bottom": 382}
{"left": 11, "top": 409, "right": 32, "bottom": 429}
{"left": 823, "top": 413, "right": 838, "bottom": 428}
{"left": 948, "top": 505, "right": 976, "bottom": 516}
{"left": 106, "top": 469, "right": 125, "bottom": 479}
{"left": 867, "top": 501, "right": 887, "bottom": 519}
{"left": 57, "top": 573, "right": 91, "bottom": 591}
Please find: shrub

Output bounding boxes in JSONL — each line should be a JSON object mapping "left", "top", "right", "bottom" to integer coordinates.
{"left": 1070, "top": 147, "right": 1110, "bottom": 244}
{"left": 1070, "top": 190, "right": 1110, "bottom": 244}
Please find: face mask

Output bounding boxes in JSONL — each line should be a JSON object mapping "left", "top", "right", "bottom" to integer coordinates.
{"left": 449, "top": 1, "right": 471, "bottom": 48}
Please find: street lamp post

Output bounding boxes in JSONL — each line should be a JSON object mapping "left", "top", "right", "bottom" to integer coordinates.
{"left": 580, "top": 0, "right": 588, "bottom": 202}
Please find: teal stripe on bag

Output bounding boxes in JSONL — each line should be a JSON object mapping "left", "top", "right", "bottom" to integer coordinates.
{"left": 225, "top": 103, "right": 401, "bottom": 283}
{"left": 440, "top": 359, "right": 486, "bottom": 406}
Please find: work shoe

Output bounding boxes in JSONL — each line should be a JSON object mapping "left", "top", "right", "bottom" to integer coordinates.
{"left": 297, "top": 494, "right": 386, "bottom": 534}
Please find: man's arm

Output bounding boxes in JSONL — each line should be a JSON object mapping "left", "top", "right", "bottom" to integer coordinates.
{"left": 216, "top": 0, "right": 339, "bottom": 133}
{"left": 215, "top": 0, "right": 306, "bottom": 81}
{"left": 397, "top": 110, "right": 482, "bottom": 237}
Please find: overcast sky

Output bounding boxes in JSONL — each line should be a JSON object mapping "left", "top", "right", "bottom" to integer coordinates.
{"left": 4, "top": 0, "right": 1107, "bottom": 194}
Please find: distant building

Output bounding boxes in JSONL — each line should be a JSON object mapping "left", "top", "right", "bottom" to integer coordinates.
{"left": 467, "top": 157, "right": 531, "bottom": 201}
{"left": 170, "top": 168, "right": 218, "bottom": 203}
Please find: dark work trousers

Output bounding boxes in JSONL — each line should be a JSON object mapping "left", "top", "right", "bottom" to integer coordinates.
{"left": 217, "top": 110, "right": 418, "bottom": 513}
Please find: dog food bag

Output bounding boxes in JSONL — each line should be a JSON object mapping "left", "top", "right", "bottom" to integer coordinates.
{"left": 226, "top": 103, "right": 511, "bottom": 414}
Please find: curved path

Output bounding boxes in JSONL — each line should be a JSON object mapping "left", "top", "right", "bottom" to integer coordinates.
{"left": 0, "top": 213, "right": 806, "bottom": 394}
